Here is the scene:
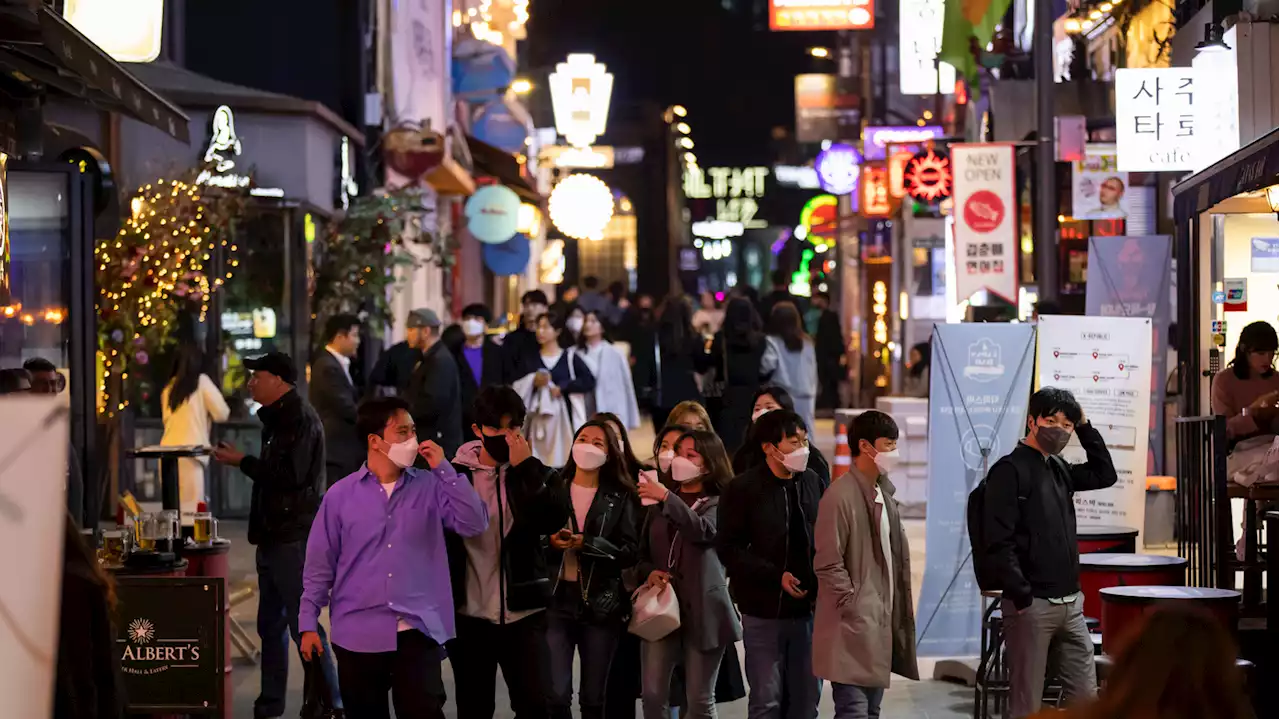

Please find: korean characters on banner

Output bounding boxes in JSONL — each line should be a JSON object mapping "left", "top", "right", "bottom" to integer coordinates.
{"left": 1114, "top": 68, "right": 1197, "bottom": 172}
{"left": 951, "top": 144, "right": 1018, "bottom": 303}
{"left": 1036, "top": 315, "right": 1153, "bottom": 544}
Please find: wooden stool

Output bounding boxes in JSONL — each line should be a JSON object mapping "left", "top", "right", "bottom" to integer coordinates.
{"left": 1077, "top": 525, "right": 1139, "bottom": 554}
{"left": 1099, "top": 585, "right": 1240, "bottom": 655}
{"left": 1079, "top": 553, "right": 1187, "bottom": 621}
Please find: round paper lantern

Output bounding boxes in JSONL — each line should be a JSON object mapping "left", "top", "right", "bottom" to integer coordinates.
{"left": 464, "top": 185, "right": 521, "bottom": 244}
{"left": 548, "top": 174, "right": 615, "bottom": 241}
{"left": 815, "top": 142, "right": 862, "bottom": 196}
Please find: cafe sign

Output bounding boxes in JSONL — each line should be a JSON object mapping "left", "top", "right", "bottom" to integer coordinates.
{"left": 115, "top": 577, "right": 224, "bottom": 713}
{"left": 195, "top": 106, "right": 284, "bottom": 198}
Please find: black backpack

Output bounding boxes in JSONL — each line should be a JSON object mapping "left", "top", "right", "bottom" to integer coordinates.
{"left": 967, "top": 452, "right": 1058, "bottom": 592}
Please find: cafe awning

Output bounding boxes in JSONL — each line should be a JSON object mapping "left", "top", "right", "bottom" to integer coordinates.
{"left": 467, "top": 134, "right": 542, "bottom": 205}
{"left": 0, "top": 2, "right": 190, "bottom": 143}
{"left": 1171, "top": 129, "right": 1279, "bottom": 224}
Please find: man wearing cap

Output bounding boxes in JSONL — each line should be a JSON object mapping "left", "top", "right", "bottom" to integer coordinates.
{"left": 404, "top": 308, "right": 465, "bottom": 458}
{"left": 369, "top": 308, "right": 436, "bottom": 398}
{"left": 212, "top": 352, "right": 343, "bottom": 717}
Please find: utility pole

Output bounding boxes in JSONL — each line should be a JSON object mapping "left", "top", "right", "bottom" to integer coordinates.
{"left": 1033, "top": 0, "right": 1059, "bottom": 303}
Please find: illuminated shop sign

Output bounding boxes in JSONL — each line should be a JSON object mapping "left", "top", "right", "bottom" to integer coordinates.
{"left": 549, "top": 54, "right": 614, "bottom": 148}
{"left": 898, "top": 0, "right": 955, "bottom": 95}
{"left": 194, "top": 106, "right": 285, "bottom": 198}
{"left": 683, "top": 166, "right": 770, "bottom": 228}
{"left": 862, "top": 125, "right": 945, "bottom": 161}
{"left": 861, "top": 164, "right": 893, "bottom": 217}
{"left": 902, "top": 149, "right": 952, "bottom": 202}
{"left": 815, "top": 143, "right": 862, "bottom": 196}
{"left": 769, "top": 0, "right": 874, "bottom": 31}
{"left": 64, "top": 0, "right": 165, "bottom": 63}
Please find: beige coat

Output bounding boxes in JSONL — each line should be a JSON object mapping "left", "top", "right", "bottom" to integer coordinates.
{"left": 812, "top": 467, "right": 919, "bottom": 688}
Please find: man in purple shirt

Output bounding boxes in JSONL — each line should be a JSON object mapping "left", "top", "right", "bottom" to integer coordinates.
{"left": 300, "top": 396, "right": 489, "bottom": 718}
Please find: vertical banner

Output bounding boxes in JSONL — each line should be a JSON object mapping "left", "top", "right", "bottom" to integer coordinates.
{"left": 1036, "top": 316, "right": 1153, "bottom": 543}
{"left": 1085, "top": 235, "right": 1171, "bottom": 475}
{"left": 917, "top": 323, "right": 1036, "bottom": 657}
{"left": 951, "top": 144, "right": 1017, "bottom": 303}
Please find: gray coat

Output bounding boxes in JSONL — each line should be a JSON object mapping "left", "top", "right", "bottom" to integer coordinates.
{"left": 637, "top": 491, "right": 742, "bottom": 651}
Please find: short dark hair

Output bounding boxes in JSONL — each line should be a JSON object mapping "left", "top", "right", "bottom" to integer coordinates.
{"left": 850, "top": 410, "right": 899, "bottom": 456}
{"left": 1028, "top": 387, "right": 1083, "bottom": 425}
{"left": 461, "top": 303, "right": 493, "bottom": 324}
{"left": 1033, "top": 300, "right": 1061, "bottom": 317}
{"left": 324, "top": 313, "right": 361, "bottom": 343}
{"left": 771, "top": 269, "right": 789, "bottom": 287}
{"left": 813, "top": 291, "right": 831, "bottom": 302}
{"left": 23, "top": 357, "right": 57, "bottom": 373}
{"left": 583, "top": 276, "right": 600, "bottom": 290}
{"left": 472, "top": 386, "right": 527, "bottom": 429}
{"left": 357, "top": 396, "right": 412, "bottom": 443}
{"left": 754, "top": 409, "right": 807, "bottom": 447}
{"left": 521, "top": 290, "right": 549, "bottom": 306}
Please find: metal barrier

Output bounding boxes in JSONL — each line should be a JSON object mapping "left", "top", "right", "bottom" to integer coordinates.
{"left": 1174, "top": 415, "right": 1232, "bottom": 590}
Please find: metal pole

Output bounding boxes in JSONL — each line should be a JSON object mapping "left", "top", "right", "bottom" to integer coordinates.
{"left": 1033, "top": 0, "right": 1059, "bottom": 302}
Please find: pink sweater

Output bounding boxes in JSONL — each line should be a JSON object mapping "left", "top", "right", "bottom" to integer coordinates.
{"left": 1211, "top": 368, "right": 1279, "bottom": 439}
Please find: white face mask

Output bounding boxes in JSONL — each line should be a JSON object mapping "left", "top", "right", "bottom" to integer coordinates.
{"left": 382, "top": 437, "right": 419, "bottom": 469}
{"left": 670, "top": 456, "right": 703, "bottom": 483}
{"left": 657, "top": 450, "right": 675, "bottom": 472}
{"left": 566, "top": 316, "right": 584, "bottom": 334}
{"left": 779, "top": 446, "right": 810, "bottom": 474}
{"left": 572, "top": 443, "right": 608, "bottom": 470}
{"left": 461, "top": 318, "right": 485, "bottom": 337}
{"left": 752, "top": 407, "right": 774, "bottom": 422}
{"left": 872, "top": 448, "right": 900, "bottom": 475}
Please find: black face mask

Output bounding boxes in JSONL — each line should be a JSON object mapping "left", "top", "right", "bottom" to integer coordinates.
{"left": 482, "top": 434, "right": 511, "bottom": 465}
{"left": 1035, "top": 425, "right": 1071, "bottom": 455}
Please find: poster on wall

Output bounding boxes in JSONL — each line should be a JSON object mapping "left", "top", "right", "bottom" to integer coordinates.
{"left": 1085, "top": 235, "right": 1171, "bottom": 476}
{"left": 950, "top": 144, "right": 1018, "bottom": 302}
{"left": 1252, "top": 237, "right": 1279, "bottom": 273}
{"left": 1036, "top": 315, "right": 1153, "bottom": 544}
{"left": 917, "top": 323, "right": 1037, "bottom": 657}
{"left": 1071, "top": 145, "right": 1132, "bottom": 220}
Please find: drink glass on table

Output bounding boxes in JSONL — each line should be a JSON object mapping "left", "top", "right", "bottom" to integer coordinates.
{"left": 193, "top": 511, "right": 219, "bottom": 544}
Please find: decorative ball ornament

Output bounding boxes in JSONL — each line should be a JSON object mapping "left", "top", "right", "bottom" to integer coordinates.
{"left": 465, "top": 185, "right": 522, "bottom": 244}
{"left": 814, "top": 143, "right": 862, "bottom": 196}
{"left": 548, "top": 174, "right": 614, "bottom": 241}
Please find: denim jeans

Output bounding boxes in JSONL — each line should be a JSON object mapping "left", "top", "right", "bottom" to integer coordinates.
{"left": 255, "top": 540, "right": 342, "bottom": 717}
{"left": 740, "top": 615, "right": 822, "bottom": 719}
{"left": 831, "top": 684, "right": 884, "bottom": 719}
{"left": 546, "top": 584, "right": 623, "bottom": 719}
{"left": 640, "top": 629, "right": 726, "bottom": 719}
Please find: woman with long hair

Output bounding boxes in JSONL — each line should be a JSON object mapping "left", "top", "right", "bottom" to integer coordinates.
{"left": 709, "top": 297, "right": 766, "bottom": 453}
{"left": 546, "top": 421, "right": 641, "bottom": 719}
{"left": 512, "top": 312, "right": 597, "bottom": 466}
{"left": 160, "top": 343, "right": 230, "bottom": 523}
{"left": 904, "top": 342, "right": 931, "bottom": 398}
{"left": 56, "top": 513, "right": 124, "bottom": 719}
{"left": 665, "top": 400, "right": 713, "bottom": 433}
{"left": 562, "top": 304, "right": 587, "bottom": 349}
{"left": 1212, "top": 320, "right": 1278, "bottom": 441}
{"left": 761, "top": 301, "right": 818, "bottom": 432}
{"left": 732, "top": 386, "right": 831, "bottom": 486}
{"left": 654, "top": 296, "right": 713, "bottom": 432}
{"left": 635, "top": 430, "right": 741, "bottom": 719}
{"left": 580, "top": 311, "right": 641, "bottom": 431}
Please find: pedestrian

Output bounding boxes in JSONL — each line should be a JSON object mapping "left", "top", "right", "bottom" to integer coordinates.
{"left": 636, "top": 429, "right": 742, "bottom": 719}
{"left": 545, "top": 420, "right": 641, "bottom": 719}
{"left": 0, "top": 367, "right": 32, "bottom": 393}
{"left": 300, "top": 396, "right": 489, "bottom": 719}
{"left": 446, "top": 385, "right": 566, "bottom": 719}
{"left": 732, "top": 386, "right": 831, "bottom": 487}
{"left": 692, "top": 291, "right": 724, "bottom": 337}
{"left": 55, "top": 512, "right": 124, "bottom": 719}
{"left": 648, "top": 424, "right": 684, "bottom": 473}
{"left": 605, "top": 281, "right": 629, "bottom": 328}
{"left": 579, "top": 310, "right": 641, "bottom": 430}
{"left": 368, "top": 308, "right": 433, "bottom": 398}
{"left": 708, "top": 297, "right": 767, "bottom": 454}
{"left": 654, "top": 296, "right": 713, "bottom": 433}
{"left": 1211, "top": 320, "right": 1278, "bottom": 441}
{"left": 809, "top": 292, "right": 845, "bottom": 412}
{"left": 902, "top": 343, "right": 930, "bottom": 399}
{"left": 978, "top": 387, "right": 1118, "bottom": 718}
{"left": 762, "top": 302, "right": 818, "bottom": 433}
{"left": 664, "top": 400, "right": 713, "bottom": 433}
{"left": 512, "top": 312, "right": 597, "bottom": 467}
{"left": 311, "top": 313, "right": 365, "bottom": 483}
{"left": 404, "top": 308, "right": 465, "bottom": 458}
{"left": 504, "top": 290, "right": 551, "bottom": 384}
{"left": 716, "top": 409, "right": 825, "bottom": 719}
{"left": 160, "top": 343, "right": 230, "bottom": 522}
{"left": 453, "top": 303, "right": 506, "bottom": 440}
{"left": 596, "top": 411, "right": 646, "bottom": 480}
{"left": 23, "top": 356, "right": 66, "bottom": 394}
{"left": 813, "top": 411, "right": 918, "bottom": 719}
{"left": 579, "top": 276, "right": 612, "bottom": 316}
{"left": 210, "top": 351, "right": 343, "bottom": 717}
{"left": 759, "top": 269, "right": 805, "bottom": 323}
{"left": 621, "top": 295, "right": 660, "bottom": 422}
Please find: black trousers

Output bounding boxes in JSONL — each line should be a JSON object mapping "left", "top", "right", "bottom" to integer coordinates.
{"left": 448, "top": 612, "right": 551, "bottom": 719}
{"left": 334, "top": 630, "right": 445, "bottom": 719}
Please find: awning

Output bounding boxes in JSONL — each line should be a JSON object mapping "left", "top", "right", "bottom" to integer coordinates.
{"left": 0, "top": 4, "right": 189, "bottom": 143}
{"left": 466, "top": 134, "right": 541, "bottom": 205}
{"left": 1172, "top": 129, "right": 1279, "bottom": 224}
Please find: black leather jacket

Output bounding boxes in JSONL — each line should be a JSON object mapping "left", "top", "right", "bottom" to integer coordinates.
{"left": 546, "top": 478, "right": 640, "bottom": 623}
{"left": 241, "top": 390, "right": 325, "bottom": 545}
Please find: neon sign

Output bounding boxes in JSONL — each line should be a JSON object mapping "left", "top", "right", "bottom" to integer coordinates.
{"left": 798, "top": 194, "right": 838, "bottom": 242}
{"left": 902, "top": 149, "right": 952, "bottom": 202}
{"left": 815, "top": 143, "right": 862, "bottom": 196}
{"left": 549, "top": 54, "right": 614, "bottom": 148}
{"left": 861, "top": 164, "right": 892, "bottom": 217}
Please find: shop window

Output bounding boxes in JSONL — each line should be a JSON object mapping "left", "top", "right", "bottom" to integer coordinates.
{"left": 1217, "top": 214, "right": 1280, "bottom": 357}
{"left": 1, "top": 171, "right": 72, "bottom": 372}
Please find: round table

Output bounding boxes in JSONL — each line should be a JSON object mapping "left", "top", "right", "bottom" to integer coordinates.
{"left": 1077, "top": 525, "right": 1139, "bottom": 554}
{"left": 1079, "top": 553, "right": 1186, "bottom": 620}
{"left": 1099, "top": 585, "right": 1240, "bottom": 654}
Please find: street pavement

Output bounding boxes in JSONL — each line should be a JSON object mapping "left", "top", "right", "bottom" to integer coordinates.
{"left": 223, "top": 418, "right": 972, "bottom": 718}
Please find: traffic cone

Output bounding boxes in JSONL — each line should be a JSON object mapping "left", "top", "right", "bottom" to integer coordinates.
{"left": 833, "top": 423, "right": 852, "bottom": 477}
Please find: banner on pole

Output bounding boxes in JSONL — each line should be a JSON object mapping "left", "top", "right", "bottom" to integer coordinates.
{"left": 1085, "top": 235, "right": 1171, "bottom": 476}
{"left": 916, "top": 323, "right": 1036, "bottom": 657}
{"left": 951, "top": 144, "right": 1017, "bottom": 303}
{"left": 1036, "top": 315, "right": 1153, "bottom": 544}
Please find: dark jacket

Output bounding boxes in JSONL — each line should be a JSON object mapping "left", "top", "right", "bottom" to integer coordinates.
{"left": 309, "top": 349, "right": 364, "bottom": 480}
{"left": 657, "top": 336, "right": 713, "bottom": 411}
{"left": 501, "top": 326, "right": 540, "bottom": 385}
{"left": 367, "top": 341, "right": 421, "bottom": 397}
{"left": 981, "top": 423, "right": 1118, "bottom": 609}
{"left": 407, "top": 341, "right": 464, "bottom": 458}
{"left": 709, "top": 332, "right": 766, "bottom": 454}
{"left": 547, "top": 478, "right": 641, "bottom": 623}
{"left": 446, "top": 445, "right": 569, "bottom": 619}
{"left": 451, "top": 338, "right": 505, "bottom": 437}
{"left": 241, "top": 390, "right": 326, "bottom": 545}
{"left": 55, "top": 551, "right": 124, "bottom": 719}
{"left": 716, "top": 463, "right": 826, "bottom": 619}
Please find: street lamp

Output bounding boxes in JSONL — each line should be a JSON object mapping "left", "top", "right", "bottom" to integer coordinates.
{"left": 679, "top": 137, "right": 694, "bottom": 149}
{"left": 511, "top": 77, "right": 533, "bottom": 94}
{"left": 676, "top": 122, "right": 691, "bottom": 134}
{"left": 684, "top": 152, "right": 697, "bottom": 164}
{"left": 808, "top": 47, "right": 831, "bottom": 58}
{"left": 672, "top": 105, "right": 688, "bottom": 117}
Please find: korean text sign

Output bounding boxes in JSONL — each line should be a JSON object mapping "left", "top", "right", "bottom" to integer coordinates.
{"left": 951, "top": 143, "right": 1017, "bottom": 303}
{"left": 1115, "top": 68, "right": 1198, "bottom": 172}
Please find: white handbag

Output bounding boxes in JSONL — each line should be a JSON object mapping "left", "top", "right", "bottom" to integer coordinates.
{"left": 628, "top": 582, "right": 681, "bottom": 641}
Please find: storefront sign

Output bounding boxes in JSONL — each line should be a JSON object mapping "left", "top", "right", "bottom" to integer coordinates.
{"left": 538, "top": 145, "right": 615, "bottom": 169}
{"left": 0, "top": 151, "right": 8, "bottom": 305}
{"left": 769, "top": 0, "right": 875, "bottom": 30}
{"left": 336, "top": 136, "right": 359, "bottom": 211}
{"left": 902, "top": 148, "right": 952, "bottom": 202}
{"left": 691, "top": 220, "right": 744, "bottom": 239}
{"left": 1223, "top": 277, "right": 1248, "bottom": 311}
{"left": 862, "top": 125, "right": 945, "bottom": 161}
{"left": 861, "top": 163, "right": 892, "bottom": 217}
{"left": 465, "top": 185, "right": 521, "bottom": 244}
{"left": 798, "top": 194, "right": 838, "bottom": 241}
{"left": 775, "top": 164, "right": 821, "bottom": 189}
{"left": 549, "top": 54, "right": 613, "bottom": 148}
{"left": 64, "top": 0, "right": 165, "bottom": 63}
{"left": 1115, "top": 68, "right": 1199, "bottom": 172}
{"left": 548, "top": 173, "right": 614, "bottom": 241}
{"left": 1071, "top": 145, "right": 1131, "bottom": 220}
{"left": 1037, "top": 316, "right": 1153, "bottom": 544}
{"left": 951, "top": 144, "right": 1017, "bottom": 302}
{"left": 1190, "top": 27, "right": 1240, "bottom": 172}
{"left": 898, "top": 0, "right": 954, "bottom": 95}
{"left": 195, "top": 106, "right": 284, "bottom": 197}
{"left": 1251, "top": 237, "right": 1279, "bottom": 273}
{"left": 815, "top": 143, "right": 862, "bottom": 196}
{"left": 482, "top": 233, "right": 531, "bottom": 276}
{"left": 794, "top": 74, "right": 860, "bottom": 143}
{"left": 115, "top": 577, "right": 224, "bottom": 713}
{"left": 683, "top": 166, "right": 770, "bottom": 228}
{"left": 918, "top": 324, "right": 1036, "bottom": 656}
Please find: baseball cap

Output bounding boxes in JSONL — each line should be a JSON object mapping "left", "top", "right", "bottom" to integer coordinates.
{"left": 406, "top": 308, "right": 442, "bottom": 329}
{"left": 243, "top": 352, "right": 297, "bottom": 384}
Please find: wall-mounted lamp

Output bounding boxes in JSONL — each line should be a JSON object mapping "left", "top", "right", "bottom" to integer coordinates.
{"left": 1195, "top": 21, "right": 1231, "bottom": 53}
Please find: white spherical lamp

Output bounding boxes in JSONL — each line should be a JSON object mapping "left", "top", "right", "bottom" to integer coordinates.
{"left": 548, "top": 174, "right": 615, "bottom": 241}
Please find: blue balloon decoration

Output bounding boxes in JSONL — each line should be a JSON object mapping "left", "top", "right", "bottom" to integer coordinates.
{"left": 465, "top": 185, "right": 521, "bottom": 244}
{"left": 483, "top": 233, "right": 532, "bottom": 276}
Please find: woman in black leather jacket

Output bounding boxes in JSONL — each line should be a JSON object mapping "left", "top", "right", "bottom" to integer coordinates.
{"left": 546, "top": 420, "right": 641, "bottom": 719}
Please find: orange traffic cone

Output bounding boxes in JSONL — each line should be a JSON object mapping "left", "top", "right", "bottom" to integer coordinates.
{"left": 833, "top": 423, "right": 852, "bottom": 477}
